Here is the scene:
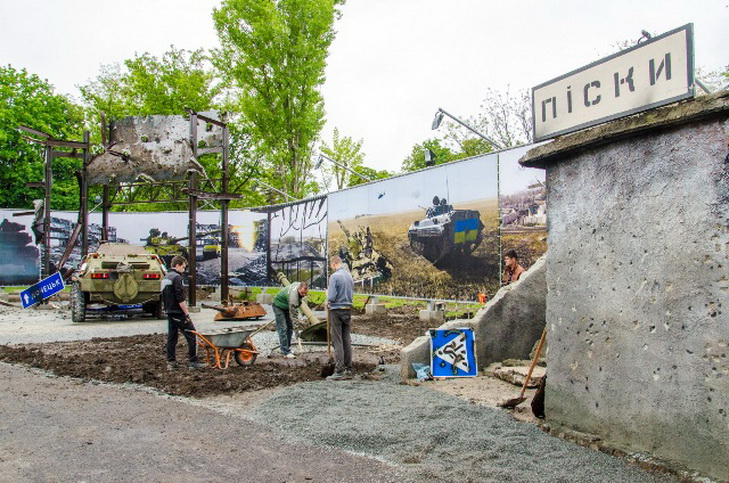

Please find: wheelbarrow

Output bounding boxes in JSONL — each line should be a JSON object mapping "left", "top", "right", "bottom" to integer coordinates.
{"left": 189, "top": 320, "right": 273, "bottom": 369}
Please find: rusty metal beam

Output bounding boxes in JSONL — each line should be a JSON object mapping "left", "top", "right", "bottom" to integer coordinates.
{"left": 45, "top": 139, "right": 89, "bottom": 149}
{"left": 51, "top": 150, "right": 85, "bottom": 159}
{"left": 187, "top": 109, "right": 227, "bottom": 128}
{"left": 18, "top": 125, "right": 50, "bottom": 138}
{"left": 196, "top": 147, "right": 224, "bottom": 156}
{"left": 181, "top": 188, "right": 241, "bottom": 200}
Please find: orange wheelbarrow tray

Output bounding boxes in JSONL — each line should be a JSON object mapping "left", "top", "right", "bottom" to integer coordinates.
{"left": 189, "top": 327, "right": 260, "bottom": 369}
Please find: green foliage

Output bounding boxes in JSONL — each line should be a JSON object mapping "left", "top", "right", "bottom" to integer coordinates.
{"left": 401, "top": 86, "right": 532, "bottom": 173}
{"left": 400, "top": 138, "right": 456, "bottom": 172}
{"left": 79, "top": 46, "right": 221, "bottom": 143}
{"left": 213, "top": 0, "right": 341, "bottom": 201}
{"left": 347, "top": 166, "right": 392, "bottom": 187}
{"left": 320, "top": 128, "right": 365, "bottom": 190}
{"left": 79, "top": 47, "right": 229, "bottom": 212}
{"left": 0, "top": 65, "right": 84, "bottom": 209}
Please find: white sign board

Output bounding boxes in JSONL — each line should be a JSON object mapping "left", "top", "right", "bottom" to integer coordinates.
{"left": 532, "top": 24, "right": 694, "bottom": 142}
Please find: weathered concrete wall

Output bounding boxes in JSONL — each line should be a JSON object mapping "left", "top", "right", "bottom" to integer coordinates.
{"left": 400, "top": 256, "right": 546, "bottom": 379}
{"left": 520, "top": 91, "right": 729, "bottom": 480}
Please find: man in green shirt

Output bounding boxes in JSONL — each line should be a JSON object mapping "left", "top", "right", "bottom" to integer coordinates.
{"left": 272, "top": 281, "right": 308, "bottom": 358}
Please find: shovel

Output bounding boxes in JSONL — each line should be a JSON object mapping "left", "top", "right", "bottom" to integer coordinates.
{"left": 320, "top": 307, "right": 336, "bottom": 378}
{"left": 498, "top": 327, "right": 547, "bottom": 409}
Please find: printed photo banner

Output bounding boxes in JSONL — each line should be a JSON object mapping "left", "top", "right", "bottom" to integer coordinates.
{"left": 267, "top": 197, "right": 328, "bottom": 289}
{"left": 429, "top": 328, "right": 478, "bottom": 377}
{"left": 327, "top": 153, "right": 500, "bottom": 300}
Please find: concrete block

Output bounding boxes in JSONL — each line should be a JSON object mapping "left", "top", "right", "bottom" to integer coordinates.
{"left": 257, "top": 293, "right": 273, "bottom": 304}
{"left": 418, "top": 309, "right": 444, "bottom": 325}
{"left": 399, "top": 335, "right": 431, "bottom": 381}
{"left": 188, "top": 306, "right": 201, "bottom": 313}
{"left": 365, "top": 303, "right": 386, "bottom": 315}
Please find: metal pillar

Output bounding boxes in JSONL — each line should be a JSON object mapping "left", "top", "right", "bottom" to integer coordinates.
{"left": 188, "top": 113, "right": 199, "bottom": 306}
{"left": 43, "top": 144, "right": 52, "bottom": 277}
{"left": 101, "top": 185, "right": 110, "bottom": 242}
{"left": 497, "top": 153, "right": 502, "bottom": 286}
{"left": 80, "top": 130, "right": 90, "bottom": 256}
{"left": 220, "top": 123, "right": 230, "bottom": 303}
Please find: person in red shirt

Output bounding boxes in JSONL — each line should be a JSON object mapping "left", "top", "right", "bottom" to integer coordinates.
{"left": 503, "top": 249, "right": 526, "bottom": 285}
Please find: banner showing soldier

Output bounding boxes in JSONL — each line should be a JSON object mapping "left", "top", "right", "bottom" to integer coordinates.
{"left": 327, "top": 153, "right": 500, "bottom": 300}
{"left": 498, "top": 146, "right": 548, "bottom": 277}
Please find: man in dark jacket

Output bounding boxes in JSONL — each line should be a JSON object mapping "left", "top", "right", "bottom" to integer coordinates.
{"left": 162, "top": 256, "right": 204, "bottom": 369}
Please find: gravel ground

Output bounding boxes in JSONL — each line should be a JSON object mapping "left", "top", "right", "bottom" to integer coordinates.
{"left": 0, "top": 363, "right": 404, "bottom": 483}
{"left": 0, "top": 303, "right": 685, "bottom": 481}
{"left": 252, "top": 367, "right": 677, "bottom": 483}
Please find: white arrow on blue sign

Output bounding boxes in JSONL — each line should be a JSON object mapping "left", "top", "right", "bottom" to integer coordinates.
{"left": 21, "top": 272, "right": 66, "bottom": 309}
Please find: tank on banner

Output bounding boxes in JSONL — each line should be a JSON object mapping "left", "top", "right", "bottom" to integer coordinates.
{"left": 408, "top": 195, "right": 484, "bottom": 265}
{"left": 328, "top": 153, "right": 500, "bottom": 300}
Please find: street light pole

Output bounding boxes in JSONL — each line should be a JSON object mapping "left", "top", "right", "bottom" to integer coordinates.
{"left": 431, "top": 107, "right": 504, "bottom": 288}
{"left": 254, "top": 178, "right": 296, "bottom": 202}
{"left": 316, "top": 153, "right": 373, "bottom": 183}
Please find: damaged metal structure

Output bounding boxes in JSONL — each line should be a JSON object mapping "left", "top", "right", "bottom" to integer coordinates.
{"left": 22, "top": 110, "right": 240, "bottom": 307}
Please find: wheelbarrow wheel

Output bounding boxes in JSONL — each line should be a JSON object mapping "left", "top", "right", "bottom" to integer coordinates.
{"left": 234, "top": 342, "right": 257, "bottom": 366}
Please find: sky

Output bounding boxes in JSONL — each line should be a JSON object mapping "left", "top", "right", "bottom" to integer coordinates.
{"left": 1, "top": 0, "right": 727, "bottom": 174}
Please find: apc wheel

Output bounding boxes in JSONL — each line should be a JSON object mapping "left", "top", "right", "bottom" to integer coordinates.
{"left": 153, "top": 298, "right": 164, "bottom": 319}
{"left": 234, "top": 342, "right": 257, "bottom": 366}
{"left": 71, "top": 282, "right": 86, "bottom": 323}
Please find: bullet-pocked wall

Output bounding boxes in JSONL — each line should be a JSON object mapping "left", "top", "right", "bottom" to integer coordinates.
{"left": 520, "top": 91, "right": 729, "bottom": 480}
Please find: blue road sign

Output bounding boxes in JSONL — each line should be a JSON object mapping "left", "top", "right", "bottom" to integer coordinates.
{"left": 21, "top": 272, "right": 66, "bottom": 309}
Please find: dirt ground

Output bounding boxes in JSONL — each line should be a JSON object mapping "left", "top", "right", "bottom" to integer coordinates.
{"left": 0, "top": 303, "right": 540, "bottom": 423}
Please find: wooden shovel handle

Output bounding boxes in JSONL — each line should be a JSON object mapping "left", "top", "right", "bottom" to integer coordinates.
{"left": 519, "top": 328, "right": 547, "bottom": 398}
{"left": 327, "top": 309, "right": 332, "bottom": 359}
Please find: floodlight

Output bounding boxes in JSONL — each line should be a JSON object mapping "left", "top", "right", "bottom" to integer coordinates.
{"left": 431, "top": 110, "right": 444, "bottom": 130}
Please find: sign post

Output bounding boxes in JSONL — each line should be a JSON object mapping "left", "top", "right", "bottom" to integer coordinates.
{"left": 532, "top": 24, "right": 694, "bottom": 142}
{"left": 20, "top": 272, "right": 66, "bottom": 308}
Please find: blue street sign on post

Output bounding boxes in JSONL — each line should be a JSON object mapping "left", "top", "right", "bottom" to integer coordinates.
{"left": 21, "top": 272, "right": 66, "bottom": 308}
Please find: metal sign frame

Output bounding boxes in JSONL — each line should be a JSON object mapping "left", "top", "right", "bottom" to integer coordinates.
{"left": 532, "top": 24, "right": 695, "bottom": 142}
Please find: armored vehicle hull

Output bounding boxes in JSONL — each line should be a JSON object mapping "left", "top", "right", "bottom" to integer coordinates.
{"left": 71, "top": 243, "right": 166, "bottom": 322}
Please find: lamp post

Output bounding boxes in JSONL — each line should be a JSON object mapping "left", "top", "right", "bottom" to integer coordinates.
{"left": 431, "top": 107, "right": 505, "bottom": 287}
{"left": 315, "top": 153, "right": 373, "bottom": 184}
{"left": 253, "top": 178, "right": 296, "bottom": 202}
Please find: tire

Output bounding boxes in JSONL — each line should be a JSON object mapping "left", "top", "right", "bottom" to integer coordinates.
{"left": 143, "top": 297, "right": 165, "bottom": 319}
{"left": 234, "top": 342, "right": 257, "bottom": 366}
{"left": 70, "top": 282, "right": 86, "bottom": 323}
{"left": 153, "top": 297, "right": 164, "bottom": 319}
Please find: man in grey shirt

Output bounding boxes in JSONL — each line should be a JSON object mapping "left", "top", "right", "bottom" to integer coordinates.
{"left": 326, "top": 255, "right": 354, "bottom": 380}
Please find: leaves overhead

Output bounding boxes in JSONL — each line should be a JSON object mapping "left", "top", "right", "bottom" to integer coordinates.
{"left": 0, "top": 65, "right": 84, "bottom": 209}
{"left": 213, "top": 0, "right": 341, "bottom": 201}
{"left": 79, "top": 46, "right": 221, "bottom": 139}
{"left": 401, "top": 86, "right": 532, "bottom": 173}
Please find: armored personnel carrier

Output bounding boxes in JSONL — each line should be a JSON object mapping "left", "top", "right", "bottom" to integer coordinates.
{"left": 408, "top": 196, "right": 484, "bottom": 265}
{"left": 70, "top": 243, "right": 167, "bottom": 322}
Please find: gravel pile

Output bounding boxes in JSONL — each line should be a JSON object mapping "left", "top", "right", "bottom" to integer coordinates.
{"left": 251, "top": 330, "right": 396, "bottom": 356}
{"left": 252, "top": 367, "right": 676, "bottom": 483}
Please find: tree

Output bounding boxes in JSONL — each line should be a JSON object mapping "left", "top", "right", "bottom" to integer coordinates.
{"left": 0, "top": 65, "right": 84, "bottom": 209}
{"left": 400, "top": 138, "right": 456, "bottom": 172}
{"left": 319, "top": 128, "right": 366, "bottom": 190}
{"left": 79, "top": 46, "right": 221, "bottom": 137}
{"left": 213, "top": 0, "right": 341, "bottom": 201}
{"left": 347, "top": 166, "right": 392, "bottom": 187}
{"left": 474, "top": 86, "right": 532, "bottom": 148}
{"left": 78, "top": 47, "right": 228, "bottom": 212}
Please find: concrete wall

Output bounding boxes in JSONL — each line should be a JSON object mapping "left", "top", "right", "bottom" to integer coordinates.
{"left": 400, "top": 256, "right": 546, "bottom": 379}
{"left": 520, "top": 91, "right": 729, "bottom": 480}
